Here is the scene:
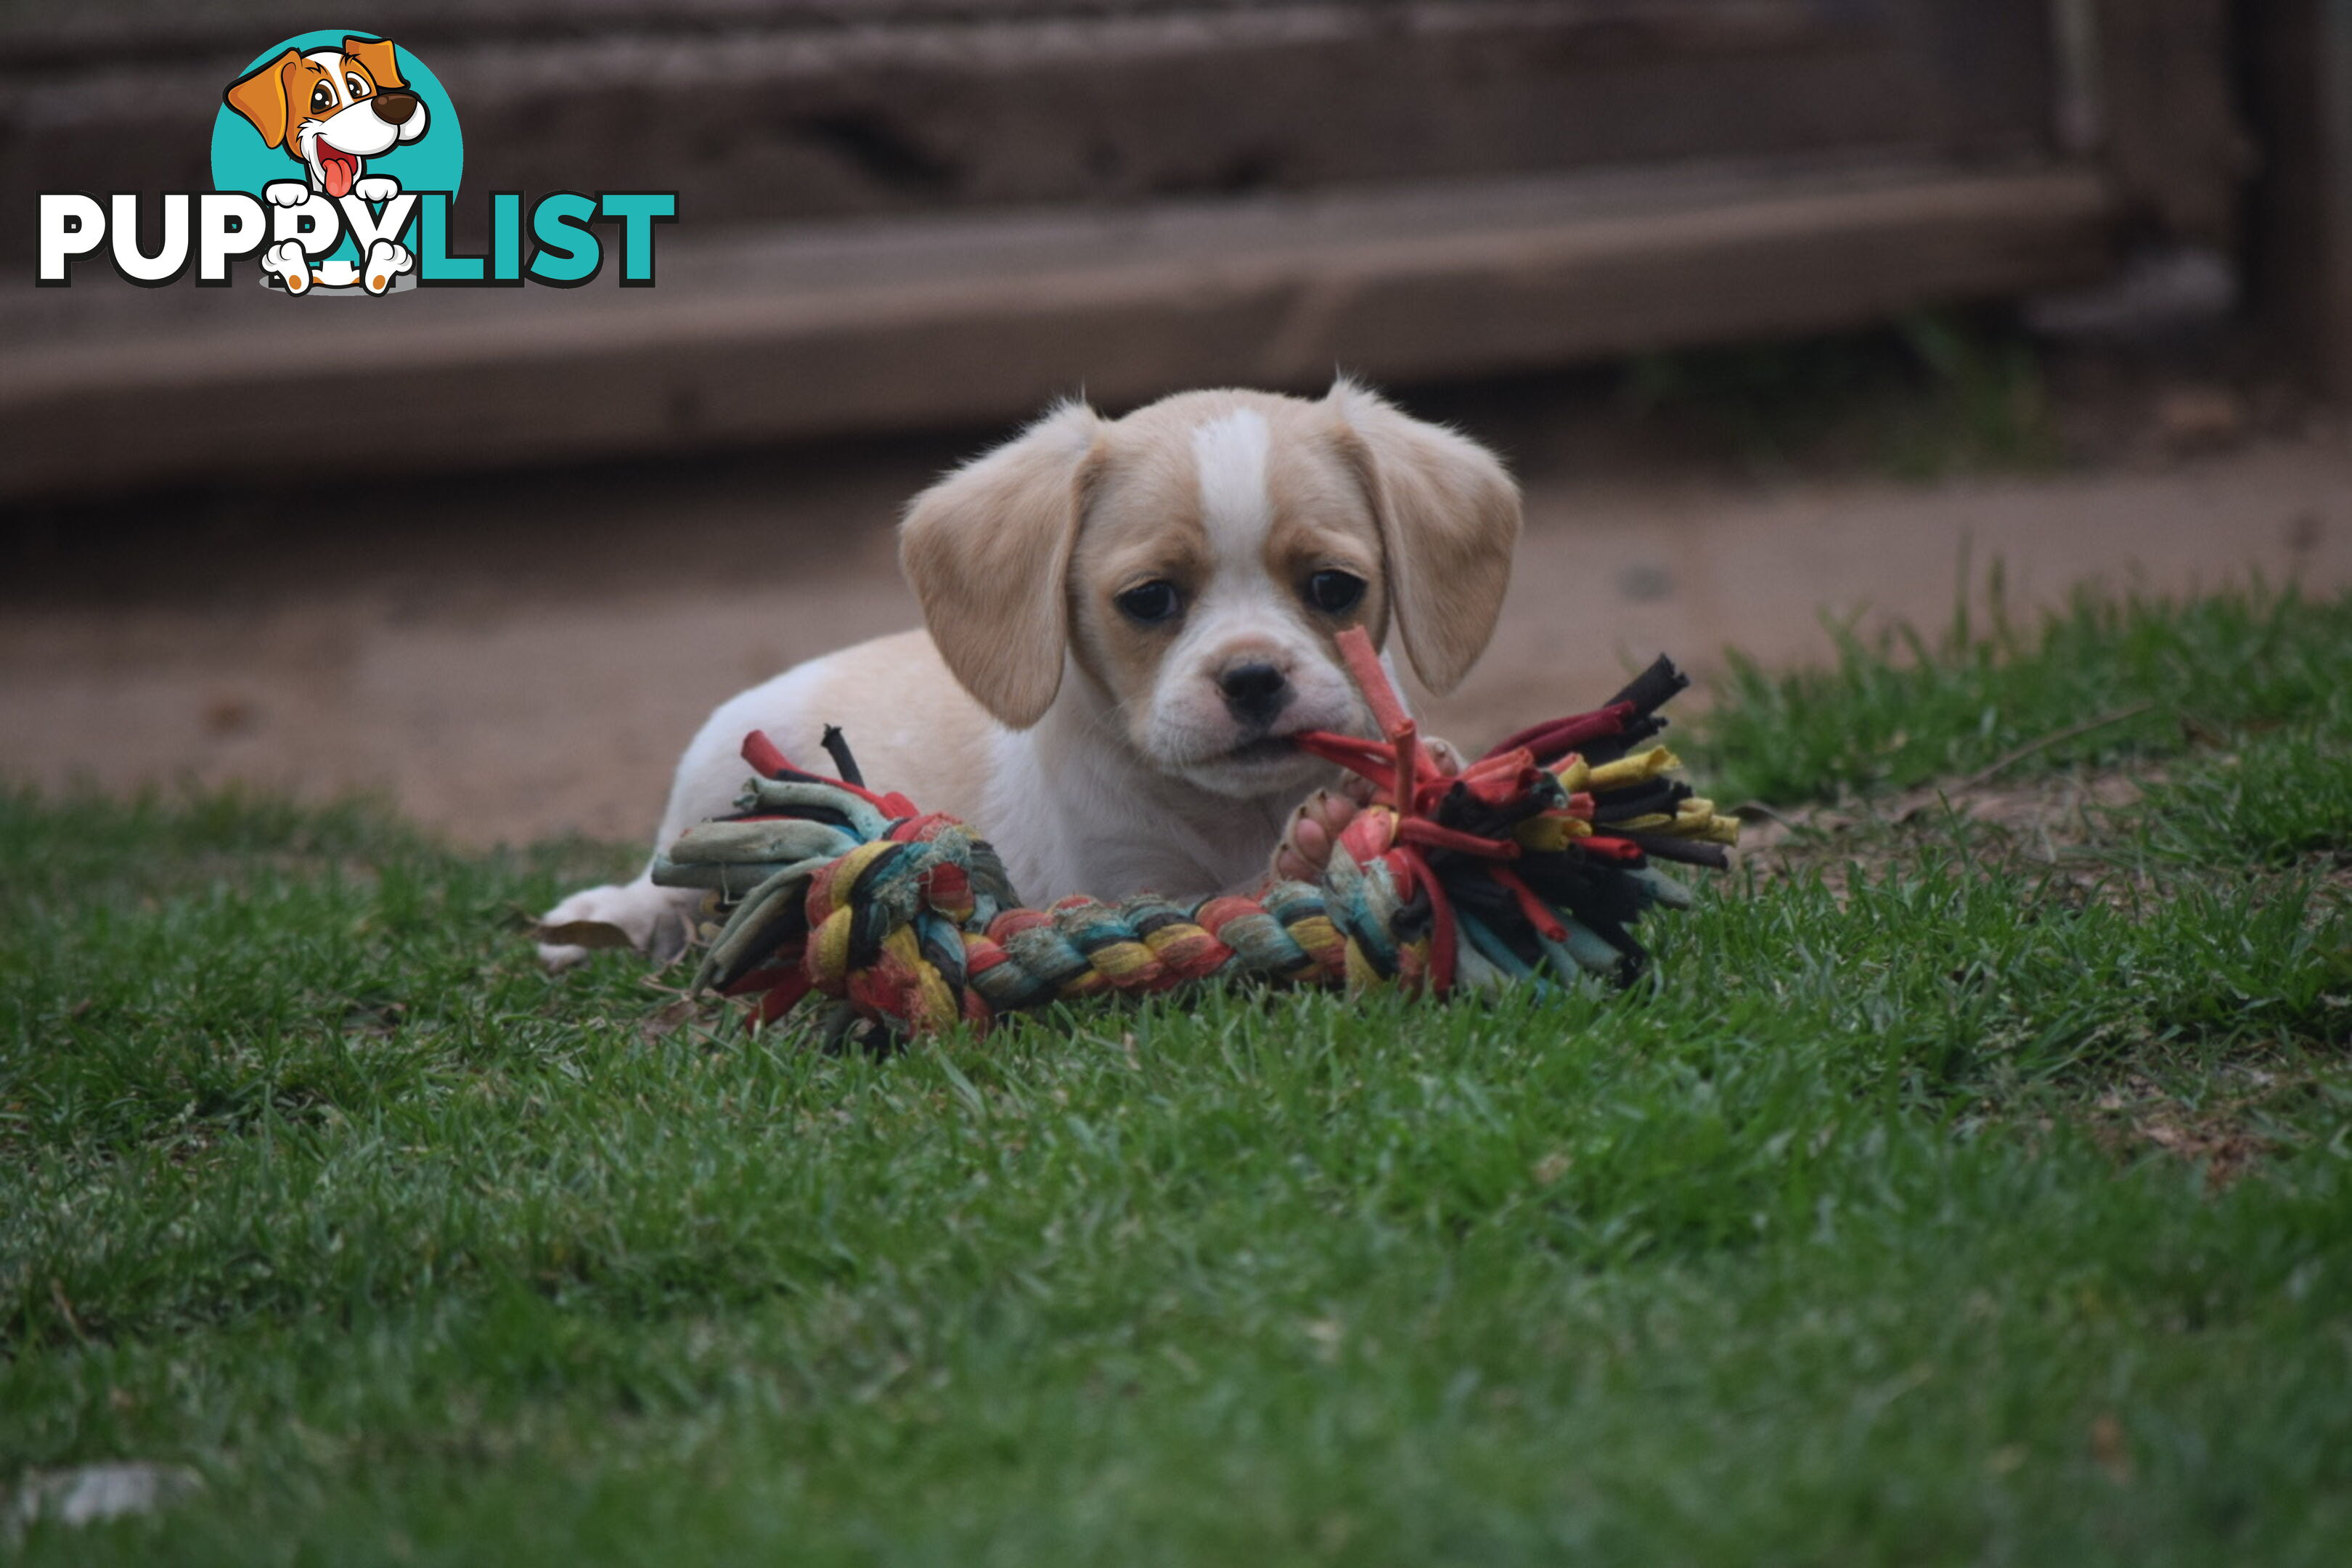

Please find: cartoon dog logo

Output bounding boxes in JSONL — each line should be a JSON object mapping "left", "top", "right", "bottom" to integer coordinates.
{"left": 224, "top": 36, "right": 427, "bottom": 294}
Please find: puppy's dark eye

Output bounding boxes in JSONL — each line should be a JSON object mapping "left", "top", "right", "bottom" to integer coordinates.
{"left": 346, "top": 73, "right": 371, "bottom": 99}
{"left": 1305, "top": 569, "right": 1366, "bottom": 615}
{"left": 311, "top": 82, "right": 336, "bottom": 113}
{"left": 1116, "top": 580, "right": 1182, "bottom": 626}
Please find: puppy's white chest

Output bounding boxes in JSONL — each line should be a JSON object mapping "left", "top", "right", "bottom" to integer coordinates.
{"left": 981, "top": 724, "right": 1289, "bottom": 905}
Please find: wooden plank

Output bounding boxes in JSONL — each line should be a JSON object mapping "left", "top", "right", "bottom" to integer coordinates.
{"left": 2088, "top": 0, "right": 2253, "bottom": 245}
{"left": 2240, "top": 0, "right": 2352, "bottom": 396}
{"left": 1, "top": 2, "right": 2057, "bottom": 257}
{"left": 0, "top": 158, "right": 2117, "bottom": 502}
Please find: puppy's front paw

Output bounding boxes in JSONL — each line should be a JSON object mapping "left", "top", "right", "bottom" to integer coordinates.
{"left": 353, "top": 175, "right": 401, "bottom": 204}
{"left": 264, "top": 180, "right": 312, "bottom": 208}
{"left": 362, "top": 240, "right": 412, "bottom": 294}
{"left": 1271, "top": 788, "right": 1362, "bottom": 884}
{"left": 263, "top": 238, "right": 311, "bottom": 293}
{"left": 1269, "top": 734, "right": 1468, "bottom": 884}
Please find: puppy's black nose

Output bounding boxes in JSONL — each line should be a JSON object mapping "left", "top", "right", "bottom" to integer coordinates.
{"left": 1219, "top": 661, "right": 1291, "bottom": 726}
{"left": 375, "top": 90, "right": 420, "bottom": 125}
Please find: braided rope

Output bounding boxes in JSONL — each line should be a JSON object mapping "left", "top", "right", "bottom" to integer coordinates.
{"left": 654, "top": 630, "right": 1736, "bottom": 1038}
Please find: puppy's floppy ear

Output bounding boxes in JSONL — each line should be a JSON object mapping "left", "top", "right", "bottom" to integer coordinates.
{"left": 224, "top": 49, "right": 303, "bottom": 149}
{"left": 899, "top": 400, "right": 1101, "bottom": 729}
{"left": 1328, "top": 377, "right": 1521, "bottom": 695}
{"left": 342, "top": 36, "right": 406, "bottom": 91}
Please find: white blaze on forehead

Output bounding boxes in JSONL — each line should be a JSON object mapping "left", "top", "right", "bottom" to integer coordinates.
{"left": 303, "top": 53, "right": 348, "bottom": 107}
{"left": 1140, "top": 403, "right": 1366, "bottom": 775}
{"left": 1191, "top": 409, "right": 1273, "bottom": 568}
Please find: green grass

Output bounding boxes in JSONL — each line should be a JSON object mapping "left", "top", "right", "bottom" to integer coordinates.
{"left": 4, "top": 589, "right": 2350, "bottom": 1564}
{"left": 1696, "top": 581, "right": 2352, "bottom": 809}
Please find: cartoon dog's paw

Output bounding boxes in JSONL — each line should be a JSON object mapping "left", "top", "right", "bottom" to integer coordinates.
{"left": 264, "top": 180, "right": 311, "bottom": 208}
{"left": 353, "top": 175, "right": 401, "bottom": 204}
{"left": 263, "top": 238, "right": 312, "bottom": 293}
{"left": 362, "top": 240, "right": 413, "bottom": 295}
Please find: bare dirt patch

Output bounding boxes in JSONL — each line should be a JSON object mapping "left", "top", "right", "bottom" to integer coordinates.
{"left": 2086, "top": 1066, "right": 2308, "bottom": 1190}
{"left": 5, "top": 392, "right": 2350, "bottom": 849}
{"left": 1734, "top": 766, "right": 2160, "bottom": 893}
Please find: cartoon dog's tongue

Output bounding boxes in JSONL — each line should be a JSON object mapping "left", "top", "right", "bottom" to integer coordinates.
{"left": 319, "top": 150, "right": 358, "bottom": 199}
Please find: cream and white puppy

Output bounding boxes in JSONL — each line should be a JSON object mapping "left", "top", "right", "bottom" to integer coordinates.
{"left": 537, "top": 380, "right": 1520, "bottom": 965}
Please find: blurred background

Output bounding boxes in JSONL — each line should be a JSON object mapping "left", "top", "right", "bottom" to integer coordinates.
{"left": 4, "top": 0, "right": 2350, "bottom": 843}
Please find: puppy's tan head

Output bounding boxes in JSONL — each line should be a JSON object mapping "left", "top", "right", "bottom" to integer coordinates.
{"left": 900, "top": 380, "right": 1520, "bottom": 800}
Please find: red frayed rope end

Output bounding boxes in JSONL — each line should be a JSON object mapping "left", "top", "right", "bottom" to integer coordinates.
{"left": 1334, "top": 626, "right": 1410, "bottom": 739}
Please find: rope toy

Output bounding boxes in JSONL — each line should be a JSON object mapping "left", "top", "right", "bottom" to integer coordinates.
{"left": 653, "top": 629, "right": 1737, "bottom": 1038}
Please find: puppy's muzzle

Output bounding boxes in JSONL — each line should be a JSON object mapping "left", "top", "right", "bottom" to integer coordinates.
{"left": 1218, "top": 661, "right": 1291, "bottom": 727}
{"left": 373, "top": 90, "right": 422, "bottom": 126}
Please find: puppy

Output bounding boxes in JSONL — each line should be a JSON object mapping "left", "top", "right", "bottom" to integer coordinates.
{"left": 538, "top": 380, "right": 1520, "bottom": 966}
{"left": 225, "top": 36, "right": 430, "bottom": 202}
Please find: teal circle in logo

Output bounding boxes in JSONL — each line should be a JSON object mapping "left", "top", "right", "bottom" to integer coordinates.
{"left": 211, "top": 29, "right": 463, "bottom": 264}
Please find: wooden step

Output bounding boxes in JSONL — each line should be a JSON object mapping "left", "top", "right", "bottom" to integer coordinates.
{"left": 0, "top": 156, "right": 2116, "bottom": 502}
{"left": 0, "top": 1, "right": 2057, "bottom": 243}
